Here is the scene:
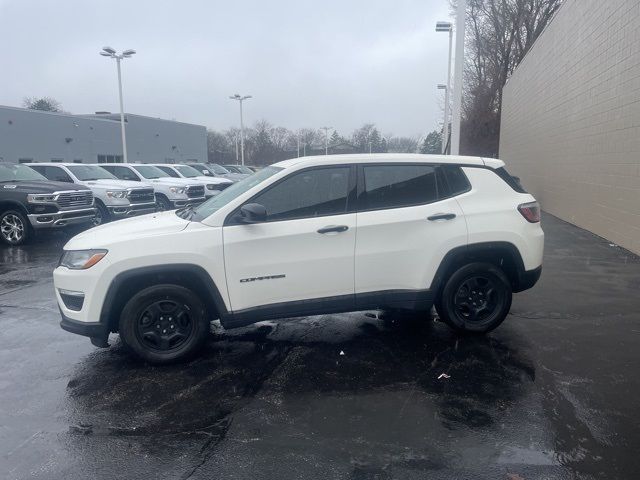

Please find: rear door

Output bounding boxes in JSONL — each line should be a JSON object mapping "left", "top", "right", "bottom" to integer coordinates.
{"left": 223, "top": 165, "right": 356, "bottom": 313}
{"left": 354, "top": 163, "right": 467, "bottom": 304}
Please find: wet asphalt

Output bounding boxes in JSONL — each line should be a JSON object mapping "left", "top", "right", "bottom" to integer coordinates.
{"left": 1, "top": 214, "right": 639, "bottom": 480}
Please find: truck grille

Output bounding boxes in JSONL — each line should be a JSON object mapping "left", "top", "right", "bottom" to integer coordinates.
{"left": 56, "top": 191, "right": 94, "bottom": 209}
{"left": 186, "top": 185, "right": 205, "bottom": 198}
{"left": 127, "top": 188, "right": 155, "bottom": 204}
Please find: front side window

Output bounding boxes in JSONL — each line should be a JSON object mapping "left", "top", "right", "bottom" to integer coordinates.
{"left": 156, "top": 166, "right": 181, "bottom": 178}
{"left": 67, "top": 165, "right": 116, "bottom": 181}
{"left": 250, "top": 167, "right": 350, "bottom": 222}
{"left": 192, "top": 166, "right": 282, "bottom": 221}
{"left": 362, "top": 164, "right": 437, "bottom": 210}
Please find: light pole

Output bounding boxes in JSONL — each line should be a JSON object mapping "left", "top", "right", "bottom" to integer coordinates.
{"left": 321, "top": 126, "right": 332, "bottom": 155}
{"left": 436, "top": 21, "right": 453, "bottom": 154}
{"left": 229, "top": 94, "right": 252, "bottom": 165}
{"left": 451, "top": 0, "right": 466, "bottom": 155}
{"left": 100, "top": 46, "right": 136, "bottom": 163}
{"left": 437, "top": 84, "right": 448, "bottom": 153}
{"left": 297, "top": 132, "right": 301, "bottom": 157}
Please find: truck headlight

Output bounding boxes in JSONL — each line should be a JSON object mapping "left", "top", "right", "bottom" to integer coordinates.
{"left": 59, "top": 249, "right": 108, "bottom": 269}
{"left": 169, "top": 187, "right": 186, "bottom": 194}
{"left": 27, "top": 194, "right": 58, "bottom": 203}
{"left": 106, "top": 190, "right": 127, "bottom": 199}
{"left": 206, "top": 184, "right": 219, "bottom": 191}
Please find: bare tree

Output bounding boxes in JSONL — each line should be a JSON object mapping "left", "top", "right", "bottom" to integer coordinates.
{"left": 458, "top": 0, "right": 563, "bottom": 157}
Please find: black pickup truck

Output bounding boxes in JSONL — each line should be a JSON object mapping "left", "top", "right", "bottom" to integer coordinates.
{"left": 0, "top": 163, "right": 96, "bottom": 246}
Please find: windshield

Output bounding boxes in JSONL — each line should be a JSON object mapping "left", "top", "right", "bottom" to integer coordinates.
{"left": 191, "top": 166, "right": 282, "bottom": 221}
{"left": 132, "top": 165, "right": 171, "bottom": 179}
{"left": 175, "top": 165, "right": 204, "bottom": 178}
{"left": 67, "top": 165, "right": 116, "bottom": 181}
{"left": 209, "top": 164, "right": 231, "bottom": 175}
{"left": 223, "top": 165, "right": 241, "bottom": 173}
{"left": 0, "top": 164, "right": 48, "bottom": 182}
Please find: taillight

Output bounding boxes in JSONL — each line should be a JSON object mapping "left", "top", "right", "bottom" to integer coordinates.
{"left": 518, "top": 201, "right": 540, "bottom": 223}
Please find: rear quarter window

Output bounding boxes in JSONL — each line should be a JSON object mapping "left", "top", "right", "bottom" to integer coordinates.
{"left": 494, "top": 167, "right": 527, "bottom": 193}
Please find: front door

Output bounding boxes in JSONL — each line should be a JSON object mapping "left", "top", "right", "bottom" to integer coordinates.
{"left": 223, "top": 165, "right": 356, "bottom": 314}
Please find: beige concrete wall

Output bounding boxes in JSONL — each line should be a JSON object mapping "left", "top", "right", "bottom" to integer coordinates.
{"left": 499, "top": 0, "right": 640, "bottom": 254}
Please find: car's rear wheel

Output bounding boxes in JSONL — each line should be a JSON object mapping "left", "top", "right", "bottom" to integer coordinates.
{"left": 435, "top": 262, "right": 512, "bottom": 333}
{"left": 118, "top": 284, "right": 210, "bottom": 363}
{"left": 0, "top": 210, "right": 30, "bottom": 246}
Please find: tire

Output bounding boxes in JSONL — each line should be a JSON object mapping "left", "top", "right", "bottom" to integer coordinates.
{"left": 0, "top": 209, "right": 31, "bottom": 246}
{"left": 93, "top": 201, "right": 110, "bottom": 226}
{"left": 435, "top": 262, "right": 512, "bottom": 334}
{"left": 155, "top": 195, "right": 172, "bottom": 212}
{"left": 118, "top": 284, "right": 210, "bottom": 364}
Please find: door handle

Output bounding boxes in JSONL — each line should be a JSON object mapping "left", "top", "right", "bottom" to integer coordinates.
{"left": 317, "top": 225, "right": 349, "bottom": 234}
{"left": 427, "top": 213, "right": 456, "bottom": 221}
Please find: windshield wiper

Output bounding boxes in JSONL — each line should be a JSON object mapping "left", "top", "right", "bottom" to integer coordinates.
{"left": 176, "top": 204, "right": 195, "bottom": 220}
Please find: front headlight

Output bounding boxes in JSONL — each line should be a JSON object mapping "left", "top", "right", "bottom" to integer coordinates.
{"left": 169, "top": 187, "right": 186, "bottom": 194}
{"left": 206, "top": 184, "right": 219, "bottom": 191}
{"left": 27, "top": 194, "right": 58, "bottom": 203}
{"left": 59, "top": 249, "right": 108, "bottom": 270}
{"left": 106, "top": 190, "right": 127, "bottom": 199}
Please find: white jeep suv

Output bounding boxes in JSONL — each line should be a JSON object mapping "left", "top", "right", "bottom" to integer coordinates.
{"left": 98, "top": 163, "right": 206, "bottom": 210}
{"left": 28, "top": 163, "right": 156, "bottom": 224}
{"left": 54, "top": 154, "right": 543, "bottom": 363}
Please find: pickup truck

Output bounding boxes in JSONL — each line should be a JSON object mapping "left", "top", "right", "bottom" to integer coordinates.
{"left": 27, "top": 163, "right": 156, "bottom": 225}
{"left": 0, "top": 163, "right": 95, "bottom": 245}
{"left": 98, "top": 163, "right": 206, "bottom": 211}
{"left": 150, "top": 164, "right": 233, "bottom": 198}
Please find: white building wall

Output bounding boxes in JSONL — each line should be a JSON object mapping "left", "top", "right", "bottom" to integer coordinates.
{"left": 499, "top": 0, "right": 640, "bottom": 254}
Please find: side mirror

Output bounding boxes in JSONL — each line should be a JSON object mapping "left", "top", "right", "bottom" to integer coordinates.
{"left": 239, "top": 203, "right": 267, "bottom": 223}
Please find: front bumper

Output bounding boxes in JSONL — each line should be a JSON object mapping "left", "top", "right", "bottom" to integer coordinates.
{"left": 28, "top": 207, "right": 97, "bottom": 229}
{"left": 172, "top": 197, "right": 206, "bottom": 208}
{"left": 59, "top": 310, "right": 109, "bottom": 347}
{"left": 108, "top": 202, "right": 157, "bottom": 218}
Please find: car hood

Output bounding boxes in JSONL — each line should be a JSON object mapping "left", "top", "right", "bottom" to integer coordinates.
{"left": 82, "top": 179, "right": 152, "bottom": 190}
{"left": 1, "top": 180, "right": 90, "bottom": 194}
{"left": 64, "top": 211, "right": 189, "bottom": 250}
{"left": 193, "top": 176, "right": 233, "bottom": 185}
{"left": 222, "top": 173, "right": 247, "bottom": 181}
{"left": 145, "top": 177, "right": 203, "bottom": 187}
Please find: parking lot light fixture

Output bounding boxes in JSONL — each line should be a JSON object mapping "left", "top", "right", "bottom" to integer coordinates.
{"left": 436, "top": 21, "right": 453, "bottom": 154}
{"left": 99, "top": 47, "right": 136, "bottom": 163}
{"left": 229, "top": 94, "right": 252, "bottom": 166}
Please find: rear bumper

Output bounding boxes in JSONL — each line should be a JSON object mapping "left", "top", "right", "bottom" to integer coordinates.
{"left": 28, "top": 207, "right": 96, "bottom": 229}
{"left": 514, "top": 265, "right": 542, "bottom": 293}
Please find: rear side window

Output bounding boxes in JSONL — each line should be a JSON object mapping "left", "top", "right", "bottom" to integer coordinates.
{"left": 439, "top": 165, "right": 471, "bottom": 196}
{"left": 362, "top": 165, "right": 437, "bottom": 210}
{"left": 251, "top": 166, "right": 350, "bottom": 222}
{"left": 494, "top": 167, "right": 527, "bottom": 193}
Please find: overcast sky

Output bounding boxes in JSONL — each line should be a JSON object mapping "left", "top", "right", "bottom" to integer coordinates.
{"left": 0, "top": 0, "right": 451, "bottom": 138}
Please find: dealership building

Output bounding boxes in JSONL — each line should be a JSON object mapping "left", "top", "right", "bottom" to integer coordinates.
{"left": 0, "top": 105, "right": 207, "bottom": 165}
{"left": 500, "top": 0, "right": 640, "bottom": 254}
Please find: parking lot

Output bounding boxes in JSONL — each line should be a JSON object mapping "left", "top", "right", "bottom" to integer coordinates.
{"left": 1, "top": 213, "right": 639, "bottom": 479}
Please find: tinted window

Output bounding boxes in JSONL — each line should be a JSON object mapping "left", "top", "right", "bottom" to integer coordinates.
{"left": 157, "top": 166, "right": 180, "bottom": 178}
{"left": 440, "top": 165, "right": 471, "bottom": 196}
{"left": 34, "top": 166, "right": 74, "bottom": 183}
{"left": 105, "top": 166, "right": 140, "bottom": 181}
{"left": 495, "top": 167, "right": 527, "bottom": 193}
{"left": 251, "top": 167, "right": 350, "bottom": 222}
{"left": 362, "top": 165, "right": 437, "bottom": 210}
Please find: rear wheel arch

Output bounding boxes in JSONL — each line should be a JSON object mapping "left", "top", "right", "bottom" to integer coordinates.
{"left": 100, "top": 264, "right": 228, "bottom": 333}
{"left": 431, "top": 242, "right": 525, "bottom": 294}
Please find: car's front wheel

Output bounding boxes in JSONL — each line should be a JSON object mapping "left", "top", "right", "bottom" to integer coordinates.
{"left": 0, "top": 210, "right": 31, "bottom": 246}
{"left": 118, "top": 284, "right": 210, "bottom": 363}
{"left": 435, "top": 262, "right": 512, "bottom": 333}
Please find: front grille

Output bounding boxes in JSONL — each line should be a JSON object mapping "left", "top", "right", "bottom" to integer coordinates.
{"left": 127, "top": 188, "right": 155, "bottom": 204}
{"left": 57, "top": 191, "right": 94, "bottom": 209}
{"left": 186, "top": 185, "right": 205, "bottom": 198}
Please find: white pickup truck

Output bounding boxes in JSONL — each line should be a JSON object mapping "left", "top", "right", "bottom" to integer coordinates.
{"left": 27, "top": 163, "right": 156, "bottom": 225}
{"left": 150, "top": 164, "right": 233, "bottom": 198}
{"left": 98, "top": 163, "right": 206, "bottom": 211}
